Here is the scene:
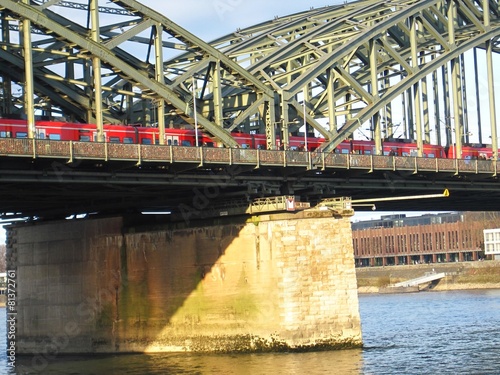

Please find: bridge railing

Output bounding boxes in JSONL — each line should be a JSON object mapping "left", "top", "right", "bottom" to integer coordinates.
{"left": 0, "top": 138, "right": 498, "bottom": 175}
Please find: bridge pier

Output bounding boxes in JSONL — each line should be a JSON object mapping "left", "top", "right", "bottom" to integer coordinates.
{"left": 7, "top": 211, "right": 361, "bottom": 354}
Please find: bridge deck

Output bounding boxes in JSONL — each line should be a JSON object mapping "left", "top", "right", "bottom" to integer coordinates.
{"left": 0, "top": 138, "right": 498, "bottom": 175}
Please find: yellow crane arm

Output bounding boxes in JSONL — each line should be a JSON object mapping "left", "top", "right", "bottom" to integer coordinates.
{"left": 351, "top": 189, "right": 449, "bottom": 204}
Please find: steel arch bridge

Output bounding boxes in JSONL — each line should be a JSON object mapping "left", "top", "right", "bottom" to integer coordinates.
{"left": 0, "top": 0, "right": 500, "bottom": 158}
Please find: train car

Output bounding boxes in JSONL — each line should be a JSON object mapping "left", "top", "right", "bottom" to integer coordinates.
{"left": 251, "top": 134, "right": 268, "bottom": 149}
{"left": 1, "top": 118, "right": 495, "bottom": 160}
{"left": 332, "top": 140, "right": 352, "bottom": 154}
{"left": 231, "top": 132, "right": 258, "bottom": 149}
{"left": 421, "top": 143, "right": 446, "bottom": 158}
{"left": 288, "top": 135, "right": 324, "bottom": 151}
{"left": 382, "top": 140, "right": 446, "bottom": 158}
{"left": 103, "top": 124, "right": 140, "bottom": 144}
{"left": 352, "top": 139, "right": 376, "bottom": 155}
{"left": 163, "top": 128, "right": 218, "bottom": 147}
{"left": 0, "top": 118, "right": 29, "bottom": 138}
{"left": 449, "top": 144, "right": 492, "bottom": 160}
{"left": 0, "top": 118, "right": 83, "bottom": 140}
{"left": 331, "top": 139, "right": 382, "bottom": 155}
{"left": 35, "top": 120, "right": 82, "bottom": 141}
{"left": 38, "top": 121, "right": 146, "bottom": 144}
{"left": 221, "top": 133, "right": 276, "bottom": 149}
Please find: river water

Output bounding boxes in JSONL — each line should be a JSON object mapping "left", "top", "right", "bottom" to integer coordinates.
{"left": 2, "top": 289, "right": 499, "bottom": 374}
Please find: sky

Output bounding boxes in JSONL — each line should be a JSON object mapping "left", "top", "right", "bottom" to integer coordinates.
{"left": 139, "top": 1, "right": 351, "bottom": 41}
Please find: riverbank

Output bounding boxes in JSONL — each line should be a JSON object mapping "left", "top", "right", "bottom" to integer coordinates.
{"left": 356, "top": 260, "right": 500, "bottom": 294}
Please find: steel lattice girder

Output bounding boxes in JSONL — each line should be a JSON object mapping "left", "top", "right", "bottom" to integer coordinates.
{"left": 0, "top": 0, "right": 500, "bottom": 152}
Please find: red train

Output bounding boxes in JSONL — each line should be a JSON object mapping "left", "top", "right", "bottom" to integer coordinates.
{"left": 0, "top": 117, "right": 493, "bottom": 159}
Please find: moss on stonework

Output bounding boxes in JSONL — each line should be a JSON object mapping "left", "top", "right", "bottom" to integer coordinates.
{"left": 118, "top": 279, "right": 151, "bottom": 325}
{"left": 96, "top": 302, "right": 114, "bottom": 328}
{"left": 154, "top": 334, "right": 363, "bottom": 353}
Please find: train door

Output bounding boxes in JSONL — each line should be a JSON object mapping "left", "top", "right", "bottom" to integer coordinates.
{"left": 93, "top": 131, "right": 106, "bottom": 142}
{"left": 165, "top": 134, "right": 179, "bottom": 146}
{"left": 36, "top": 128, "right": 46, "bottom": 139}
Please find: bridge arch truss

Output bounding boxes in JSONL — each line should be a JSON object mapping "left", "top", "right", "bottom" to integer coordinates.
{"left": 0, "top": 0, "right": 500, "bottom": 157}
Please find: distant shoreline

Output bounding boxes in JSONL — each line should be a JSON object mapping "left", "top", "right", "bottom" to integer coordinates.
{"left": 356, "top": 260, "right": 500, "bottom": 294}
{"left": 358, "top": 283, "right": 500, "bottom": 294}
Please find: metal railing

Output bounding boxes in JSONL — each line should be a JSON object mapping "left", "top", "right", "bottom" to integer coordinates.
{"left": 0, "top": 138, "right": 498, "bottom": 176}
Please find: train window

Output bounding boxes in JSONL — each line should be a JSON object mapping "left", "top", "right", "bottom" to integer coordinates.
{"left": 241, "top": 144, "right": 249, "bottom": 149}
{"left": 428, "top": 153, "right": 435, "bottom": 158}
{"left": 341, "top": 149, "right": 349, "bottom": 154}
{"left": 181, "top": 140, "right": 191, "bottom": 146}
{"left": 16, "top": 132, "right": 27, "bottom": 138}
{"left": 205, "top": 142, "right": 214, "bottom": 147}
{"left": 49, "top": 134, "right": 61, "bottom": 140}
{"left": 124, "top": 137, "right": 134, "bottom": 144}
{"left": 79, "top": 135, "right": 91, "bottom": 142}
{"left": 109, "top": 137, "right": 120, "bottom": 143}
{"left": 0, "top": 131, "right": 8, "bottom": 138}
{"left": 141, "top": 138, "right": 152, "bottom": 144}
{"left": 364, "top": 150, "right": 371, "bottom": 155}
{"left": 167, "top": 139, "right": 179, "bottom": 146}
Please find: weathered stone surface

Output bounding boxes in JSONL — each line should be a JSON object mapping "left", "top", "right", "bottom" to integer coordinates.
{"left": 7, "top": 212, "right": 362, "bottom": 354}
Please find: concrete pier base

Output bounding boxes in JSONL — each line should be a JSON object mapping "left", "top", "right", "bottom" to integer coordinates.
{"left": 7, "top": 211, "right": 362, "bottom": 354}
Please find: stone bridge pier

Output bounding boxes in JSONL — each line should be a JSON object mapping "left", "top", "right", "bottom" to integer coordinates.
{"left": 7, "top": 210, "right": 362, "bottom": 354}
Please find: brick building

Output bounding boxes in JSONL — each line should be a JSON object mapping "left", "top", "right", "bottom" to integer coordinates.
{"left": 352, "top": 212, "right": 500, "bottom": 267}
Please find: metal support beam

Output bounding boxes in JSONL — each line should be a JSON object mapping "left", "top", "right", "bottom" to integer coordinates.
{"left": 90, "top": 0, "right": 104, "bottom": 142}
{"left": 485, "top": 0, "right": 498, "bottom": 160}
{"left": 421, "top": 53, "right": 430, "bottom": 144}
{"left": 432, "top": 59, "right": 442, "bottom": 146}
{"left": 154, "top": 22, "right": 165, "bottom": 145}
{"left": 411, "top": 16, "right": 423, "bottom": 157}
{"left": 265, "top": 99, "right": 276, "bottom": 150}
{"left": 449, "top": 0, "right": 462, "bottom": 159}
{"left": 486, "top": 41, "right": 498, "bottom": 160}
{"left": 473, "top": 48, "right": 483, "bottom": 144}
{"left": 460, "top": 54, "right": 469, "bottom": 144}
{"left": 22, "top": 0, "right": 35, "bottom": 138}
{"left": 327, "top": 68, "right": 337, "bottom": 136}
{"left": 370, "top": 39, "right": 382, "bottom": 155}
{"left": 212, "top": 60, "right": 223, "bottom": 128}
